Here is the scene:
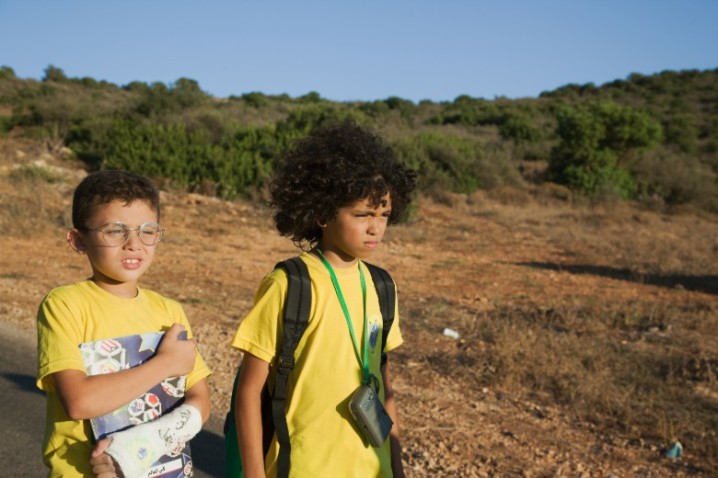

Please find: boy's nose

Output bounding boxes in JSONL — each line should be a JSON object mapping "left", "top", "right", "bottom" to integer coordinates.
{"left": 367, "top": 217, "right": 383, "bottom": 234}
{"left": 123, "top": 232, "right": 143, "bottom": 249}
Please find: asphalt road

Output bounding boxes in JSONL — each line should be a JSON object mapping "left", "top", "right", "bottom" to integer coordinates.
{"left": 0, "top": 321, "right": 226, "bottom": 477}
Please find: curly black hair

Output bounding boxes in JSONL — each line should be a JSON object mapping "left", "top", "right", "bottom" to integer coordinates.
{"left": 72, "top": 170, "right": 160, "bottom": 228}
{"left": 269, "top": 120, "right": 417, "bottom": 247}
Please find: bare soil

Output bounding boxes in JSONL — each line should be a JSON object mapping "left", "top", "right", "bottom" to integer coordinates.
{"left": 1, "top": 139, "right": 717, "bottom": 477}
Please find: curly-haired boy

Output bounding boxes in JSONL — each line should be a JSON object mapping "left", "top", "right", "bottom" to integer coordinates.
{"left": 232, "top": 120, "right": 416, "bottom": 477}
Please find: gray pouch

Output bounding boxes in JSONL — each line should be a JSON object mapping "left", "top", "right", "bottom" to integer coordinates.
{"left": 349, "top": 382, "right": 393, "bottom": 447}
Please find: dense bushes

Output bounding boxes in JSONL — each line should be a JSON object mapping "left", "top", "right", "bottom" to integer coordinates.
{"left": 68, "top": 105, "right": 369, "bottom": 198}
{"left": 394, "top": 132, "right": 522, "bottom": 193}
{"left": 1, "top": 66, "right": 717, "bottom": 210}
{"left": 73, "top": 118, "right": 277, "bottom": 198}
{"left": 548, "top": 101, "right": 663, "bottom": 198}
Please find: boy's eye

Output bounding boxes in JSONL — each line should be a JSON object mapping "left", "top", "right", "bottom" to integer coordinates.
{"left": 104, "top": 227, "right": 127, "bottom": 236}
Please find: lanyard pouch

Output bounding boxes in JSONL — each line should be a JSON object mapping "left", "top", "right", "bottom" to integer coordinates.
{"left": 349, "top": 381, "right": 393, "bottom": 447}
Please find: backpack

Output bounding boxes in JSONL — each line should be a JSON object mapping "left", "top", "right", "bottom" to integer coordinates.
{"left": 224, "top": 256, "right": 396, "bottom": 478}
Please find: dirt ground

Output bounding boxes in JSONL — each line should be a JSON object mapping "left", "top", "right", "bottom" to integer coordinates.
{"left": 1, "top": 140, "right": 717, "bottom": 477}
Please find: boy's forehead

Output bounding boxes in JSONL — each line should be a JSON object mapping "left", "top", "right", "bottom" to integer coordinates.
{"left": 96, "top": 198, "right": 155, "bottom": 209}
{"left": 349, "top": 194, "right": 392, "bottom": 209}
{"left": 89, "top": 199, "right": 158, "bottom": 217}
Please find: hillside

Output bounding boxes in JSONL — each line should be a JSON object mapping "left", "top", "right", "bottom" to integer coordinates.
{"left": 1, "top": 66, "right": 718, "bottom": 212}
{"left": 1, "top": 138, "right": 717, "bottom": 476}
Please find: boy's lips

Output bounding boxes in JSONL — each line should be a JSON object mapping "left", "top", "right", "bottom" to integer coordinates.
{"left": 122, "top": 258, "right": 142, "bottom": 269}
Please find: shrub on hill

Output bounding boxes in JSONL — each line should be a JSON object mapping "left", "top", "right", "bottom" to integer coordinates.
{"left": 0, "top": 65, "right": 716, "bottom": 210}
{"left": 548, "top": 101, "right": 662, "bottom": 199}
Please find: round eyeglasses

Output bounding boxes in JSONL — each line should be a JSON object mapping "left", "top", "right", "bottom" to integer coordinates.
{"left": 80, "top": 222, "right": 164, "bottom": 246}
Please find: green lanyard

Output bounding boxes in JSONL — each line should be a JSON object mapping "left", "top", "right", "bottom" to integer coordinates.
{"left": 315, "top": 248, "right": 370, "bottom": 385}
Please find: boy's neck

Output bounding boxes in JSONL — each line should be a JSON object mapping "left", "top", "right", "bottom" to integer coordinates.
{"left": 313, "top": 246, "right": 359, "bottom": 269}
{"left": 91, "top": 277, "right": 140, "bottom": 299}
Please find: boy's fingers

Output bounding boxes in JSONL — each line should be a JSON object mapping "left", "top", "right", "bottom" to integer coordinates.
{"left": 168, "top": 322, "right": 183, "bottom": 335}
{"left": 90, "top": 452, "right": 116, "bottom": 474}
{"left": 165, "top": 323, "right": 187, "bottom": 341}
{"left": 91, "top": 437, "right": 112, "bottom": 457}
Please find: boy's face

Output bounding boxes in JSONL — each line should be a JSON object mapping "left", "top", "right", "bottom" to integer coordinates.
{"left": 319, "top": 195, "right": 392, "bottom": 267}
{"left": 67, "top": 199, "right": 160, "bottom": 298}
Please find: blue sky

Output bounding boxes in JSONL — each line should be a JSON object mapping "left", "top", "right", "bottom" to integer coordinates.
{"left": 1, "top": 1, "right": 717, "bottom": 103}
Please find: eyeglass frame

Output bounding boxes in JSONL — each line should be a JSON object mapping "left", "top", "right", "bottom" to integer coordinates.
{"left": 77, "top": 221, "right": 165, "bottom": 246}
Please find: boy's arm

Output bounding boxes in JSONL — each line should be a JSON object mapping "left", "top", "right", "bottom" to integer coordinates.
{"left": 382, "top": 360, "right": 406, "bottom": 478}
{"left": 235, "top": 352, "right": 271, "bottom": 478}
{"left": 90, "top": 377, "right": 211, "bottom": 477}
{"left": 183, "top": 376, "right": 211, "bottom": 423}
{"left": 53, "top": 323, "right": 196, "bottom": 420}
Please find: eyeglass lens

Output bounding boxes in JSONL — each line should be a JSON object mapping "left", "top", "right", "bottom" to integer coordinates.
{"left": 100, "top": 223, "right": 163, "bottom": 246}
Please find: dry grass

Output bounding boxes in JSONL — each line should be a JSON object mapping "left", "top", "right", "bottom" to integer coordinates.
{"left": 388, "top": 191, "right": 718, "bottom": 473}
{"left": 2, "top": 138, "right": 717, "bottom": 475}
{"left": 416, "top": 300, "right": 718, "bottom": 457}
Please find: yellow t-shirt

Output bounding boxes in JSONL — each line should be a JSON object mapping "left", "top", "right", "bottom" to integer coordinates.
{"left": 36, "top": 280, "right": 211, "bottom": 478}
{"left": 232, "top": 252, "right": 403, "bottom": 478}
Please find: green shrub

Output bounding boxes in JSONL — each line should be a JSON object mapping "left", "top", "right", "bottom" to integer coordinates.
{"left": 663, "top": 115, "right": 698, "bottom": 153}
{"left": 548, "top": 101, "right": 662, "bottom": 198}
{"left": 240, "top": 92, "right": 268, "bottom": 108}
{"left": 499, "top": 112, "right": 542, "bottom": 144}
{"left": 393, "top": 132, "right": 520, "bottom": 193}
{"left": 99, "top": 119, "right": 278, "bottom": 198}
{"left": 0, "top": 115, "right": 11, "bottom": 134}
{"left": 0, "top": 65, "right": 16, "bottom": 80}
{"left": 42, "top": 65, "right": 68, "bottom": 83}
{"left": 298, "top": 91, "right": 323, "bottom": 103}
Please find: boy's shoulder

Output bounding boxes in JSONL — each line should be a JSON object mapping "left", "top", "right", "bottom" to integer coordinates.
{"left": 252, "top": 254, "right": 316, "bottom": 298}
{"left": 44, "top": 280, "right": 94, "bottom": 301}
{"left": 266, "top": 252, "right": 327, "bottom": 285}
{"left": 260, "top": 253, "right": 313, "bottom": 281}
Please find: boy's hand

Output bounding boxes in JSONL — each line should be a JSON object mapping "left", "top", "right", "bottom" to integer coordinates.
{"left": 90, "top": 438, "right": 123, "bottom": 477}
{"left": 156, "top": 323, "right": 197, "bottom": 377}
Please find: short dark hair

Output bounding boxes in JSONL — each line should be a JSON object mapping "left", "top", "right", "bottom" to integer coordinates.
{"left": 71, "top": 170, "right": 160, "bottom": 228}
{"left": 269, "top": 120, "right": 416, "bottom": 246}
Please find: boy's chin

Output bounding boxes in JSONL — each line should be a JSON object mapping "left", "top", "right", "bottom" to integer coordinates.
{"left": 357, "top": 250, "right": 378, "bottom": 260}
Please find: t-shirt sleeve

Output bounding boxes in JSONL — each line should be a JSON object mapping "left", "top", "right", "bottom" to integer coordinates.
{"left": 231, "top": 269, "right": 288, "bottom": 364}
{"left": 36, "top": 290, "right": 86, "bottom": 391}
{"left": 383, "top": 283, "right": 403, "bottom": 353}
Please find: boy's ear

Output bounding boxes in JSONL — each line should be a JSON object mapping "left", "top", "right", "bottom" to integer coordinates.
{"left": 66, "top": 229, "right": 86, "bottom": 253}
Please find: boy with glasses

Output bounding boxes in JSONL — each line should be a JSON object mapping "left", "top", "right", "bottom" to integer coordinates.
{"left": 232, "top": 121, "right": 416, "bottom": 477}
{"left": 36, "top": 170, "right": 211, "bottom": 477}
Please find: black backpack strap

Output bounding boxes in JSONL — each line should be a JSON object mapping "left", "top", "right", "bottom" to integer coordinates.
{"left": 272, "top": 257, "right": 311, "bottom": 478}
{"left": 364, "top": 262, "right": 396, "bottom": 367}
